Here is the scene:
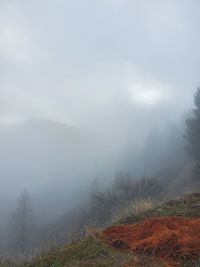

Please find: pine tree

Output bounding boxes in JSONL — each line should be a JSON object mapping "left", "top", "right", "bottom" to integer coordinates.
{"left": 185, "top": 88, "right": 200, "bottom": 174}
{"left": 11, "top": 190, "right": 34, "bottom": 254}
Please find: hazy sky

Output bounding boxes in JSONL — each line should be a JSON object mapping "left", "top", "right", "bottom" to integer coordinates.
{"left": 0, "top": 0, "right": 200, "bottom": 232}
{"left": 1, "top": 0, "right": 200, "bottom": 131}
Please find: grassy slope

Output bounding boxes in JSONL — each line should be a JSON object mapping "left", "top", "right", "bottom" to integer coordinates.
{"left": 118, "top": 192, "right": 200, "bottom": 224}
{"left": 4, "top": 192, "right": 200, "bottom": 267}
{"left": 22, "top": 237, "right": 132, "bottom": 267}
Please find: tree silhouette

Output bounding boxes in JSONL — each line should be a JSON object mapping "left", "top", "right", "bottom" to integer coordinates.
{"left": 185, "top": 88, "right": 200, "bottom": 174}
{"left": 11, "top": 190, "right": 34, "bottom": 253}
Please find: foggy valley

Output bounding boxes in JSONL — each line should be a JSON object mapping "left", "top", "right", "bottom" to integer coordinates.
{"left": 1, "top": 1, "right": 200, "bottom": 266}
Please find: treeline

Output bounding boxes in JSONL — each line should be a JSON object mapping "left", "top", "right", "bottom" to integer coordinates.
{"left": 90, "top": 174, "right": 161, "bottom": 225}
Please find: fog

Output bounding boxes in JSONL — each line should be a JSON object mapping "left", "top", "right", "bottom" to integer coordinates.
{"left": 0, "top": 0, "right": 200, "bottom": 254}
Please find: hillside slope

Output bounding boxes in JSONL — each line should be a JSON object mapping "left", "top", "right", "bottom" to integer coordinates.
{"left": 2, "top": 192, "right": 200, "bottom": 267}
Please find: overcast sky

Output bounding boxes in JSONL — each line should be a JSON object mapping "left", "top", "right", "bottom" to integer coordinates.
{"left": 1, "top": 0, "right": 200, "bottom": 229}
{"left": 1, "top": 0, "right": 200, "bottom": 131}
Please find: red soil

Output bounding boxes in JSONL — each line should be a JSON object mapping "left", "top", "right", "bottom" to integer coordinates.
{"left": 102, "top": 217, "right": 200, "bottom": 266}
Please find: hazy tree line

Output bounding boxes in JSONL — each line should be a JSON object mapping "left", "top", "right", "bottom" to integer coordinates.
{"left": 90, "top": 174, "right": 161, "bottom": 225}
{"left": 28, "top": 174, "right": 162, "bottom": 248}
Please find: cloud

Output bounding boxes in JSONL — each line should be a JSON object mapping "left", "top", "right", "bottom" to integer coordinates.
{"left": 0, "top": 0, "right": 200, "bottom": 130}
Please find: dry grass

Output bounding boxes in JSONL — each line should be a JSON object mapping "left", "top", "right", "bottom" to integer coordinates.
{"left": 111, "top": 198, "right": 157, "bottom": 225}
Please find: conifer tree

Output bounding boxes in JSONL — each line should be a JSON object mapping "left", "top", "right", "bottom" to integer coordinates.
{"left": 11, "top": 190, "right": 34, "bottom": 253}
{"left": 185, "top": 88, "right": 200, "bottom": 174}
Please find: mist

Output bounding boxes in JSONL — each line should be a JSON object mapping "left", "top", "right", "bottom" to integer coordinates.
{"left": 1, "top": 0, "right": 200, "bottom": 256}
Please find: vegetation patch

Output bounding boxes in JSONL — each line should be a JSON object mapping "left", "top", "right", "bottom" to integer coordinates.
{"left": 22, "top": 237, "right": 132, "bottom": 267}
{"left": 117, "top": 192, "right": 200, "bottom": 224}
{"left": 17, "top": 192, "right": 200, "bottom": 267}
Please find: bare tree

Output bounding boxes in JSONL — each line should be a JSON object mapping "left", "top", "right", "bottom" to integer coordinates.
{"left": 11, "top": 190, "right": 34, "bottom": 254}
{"left": 90, "top": 173, "right": 162, "bottom": 225}
{"left": 114, "top": 172, "right": 134, "bottom": 201}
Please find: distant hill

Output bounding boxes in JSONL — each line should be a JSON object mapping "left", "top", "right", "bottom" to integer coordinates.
{"left": 0, "top": 118, "right": 134, "bottom": 222}
{"left": 0, "top": 119, "right": 97, "bottom": 220}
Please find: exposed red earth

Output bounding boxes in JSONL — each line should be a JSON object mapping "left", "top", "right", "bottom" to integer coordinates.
{"left": 102, "top": 217, "right": 200, "bottom": 267}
